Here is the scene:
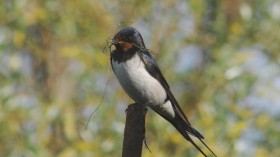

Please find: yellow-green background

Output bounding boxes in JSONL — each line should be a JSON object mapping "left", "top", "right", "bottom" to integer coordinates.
{"left": 1, "top": 0, "right": 280, "bottom": 157}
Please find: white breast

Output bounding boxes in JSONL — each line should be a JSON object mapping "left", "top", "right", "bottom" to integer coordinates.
{"left": 112, "top": 54, "right": 167, "bottom": 106}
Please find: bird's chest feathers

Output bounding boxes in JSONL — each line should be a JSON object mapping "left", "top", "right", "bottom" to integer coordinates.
{"left": 112, "top": 54, "right": 166, "bottom": 105}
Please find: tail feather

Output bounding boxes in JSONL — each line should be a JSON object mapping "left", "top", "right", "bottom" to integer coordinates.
{"left": 177, "top": 126, "right": 208, "bottom": 157}
{"left": 173, "top": 114, "right": 217, "bottom": 157}
{"left": 198, "top": 138, "right": 217, "bottom": 157}
{"left": 150, "top": 102, "right": 217, "bottom": 156}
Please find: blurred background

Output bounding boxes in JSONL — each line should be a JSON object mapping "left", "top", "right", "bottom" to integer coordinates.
{"left": 1, "top": 0, "right": 280, "bottom": 157}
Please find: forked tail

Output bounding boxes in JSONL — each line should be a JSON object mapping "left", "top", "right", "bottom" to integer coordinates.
{"left": 173, "top": 113, "right": 217, "bottom": 157}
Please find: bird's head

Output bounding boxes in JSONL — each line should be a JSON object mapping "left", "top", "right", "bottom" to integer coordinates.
{"left": 112, "top": 27, "right": 146, "bottom": 52}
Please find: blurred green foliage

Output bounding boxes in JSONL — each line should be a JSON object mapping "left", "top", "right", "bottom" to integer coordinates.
{"left": 1, "top": 0, "right": 280, "bottom": 157}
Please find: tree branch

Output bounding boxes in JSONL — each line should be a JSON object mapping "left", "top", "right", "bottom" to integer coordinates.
{"left": 122, "top": 103, "right": 148, "bottom": 157}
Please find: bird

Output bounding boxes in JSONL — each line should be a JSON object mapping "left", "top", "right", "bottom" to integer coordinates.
{"left": 110, "top": 27, "right": 216, "bottom": 157}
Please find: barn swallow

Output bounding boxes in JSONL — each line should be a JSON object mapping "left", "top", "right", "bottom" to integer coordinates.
{"left": 110, "top": 27, "right": 216, "bottom": 157}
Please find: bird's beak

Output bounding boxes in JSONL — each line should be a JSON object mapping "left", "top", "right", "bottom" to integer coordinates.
{"left": 111, "top": 39, "right": 120, "bottom": 45}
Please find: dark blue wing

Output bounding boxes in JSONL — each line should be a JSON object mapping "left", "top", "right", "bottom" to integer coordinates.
{"left": 139, "top": 50, "right": 170, "bottom": 89}
{"left": 138, "top": 50, "right": 195, "bottom": 126}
